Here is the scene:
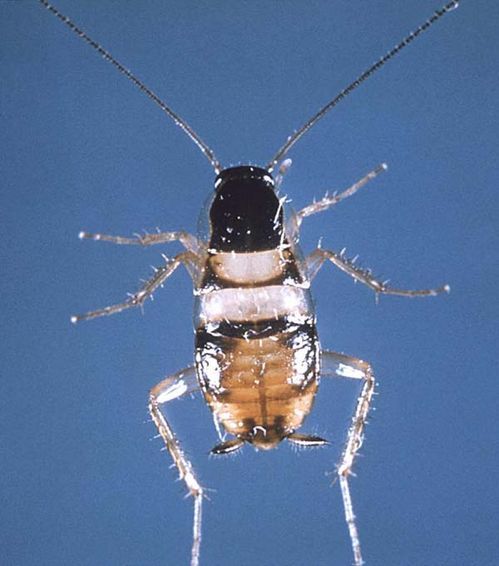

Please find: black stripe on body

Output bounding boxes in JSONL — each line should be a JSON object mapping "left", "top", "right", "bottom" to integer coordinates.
{"left": 205, "top": 317, "right": 300, "bottom": 339}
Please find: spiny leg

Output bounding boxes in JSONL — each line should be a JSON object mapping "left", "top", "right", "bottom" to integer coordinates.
{"left": 149, "top": 366, "right": 204, "bottom": 566}
{"left": 79, "top": 229, "right": 200, "bottom": 253}
{"left": 296, "top": 163, "right": 387, "bottom": 223}
{"left": 321, "top": 350, "right": 376, "bottom": 566}
{"left": 306, "top": 247, "right": 449, "bottom": 297}
{"left": 71, "top": 251, "right": 195, "bottom": 323}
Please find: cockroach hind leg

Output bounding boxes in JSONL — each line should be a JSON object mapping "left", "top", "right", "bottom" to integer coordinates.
{"left": 321, "top": 350, "right": 375, "bottom": 566}
{"left": 149, "top": 366, "right": 204, "bottom": 566}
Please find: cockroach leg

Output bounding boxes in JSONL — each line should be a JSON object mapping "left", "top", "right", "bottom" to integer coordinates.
{"left": 71, "top": 251, "right": 197, "bottom": 323}
{"left": 321, "top": 350, "right": 375, "bottom": 566}
{"left": 79, "top": 230, "right": 200, "bottom": 253}
{"left": 149, "top": 366, "right": 204, "bottom": 566}
{"left": 297, "top": 163, "right": 387, "bottom": 223}
{"left": 306, "top": 247, "right": 450, "bottom": 297}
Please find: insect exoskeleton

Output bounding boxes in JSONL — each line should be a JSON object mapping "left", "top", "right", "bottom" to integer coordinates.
{"left": 194, "top": 166, "right": 321, "bottom": 453}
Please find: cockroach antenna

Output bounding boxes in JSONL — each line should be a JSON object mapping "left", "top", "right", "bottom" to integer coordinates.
{"left": 266, "top": 0, "right": 460, "bottom": 172}
{"left": 38, "top": 0, "right": 223, "bottom": 174}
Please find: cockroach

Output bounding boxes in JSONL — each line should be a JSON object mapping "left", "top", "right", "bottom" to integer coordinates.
{"left": 40, "top": 1, "right": 458, "bottom": 564}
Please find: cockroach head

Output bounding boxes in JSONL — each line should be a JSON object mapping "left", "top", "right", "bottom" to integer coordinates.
{"left": 214, "top": 165, "right": 274, "bottom": 192}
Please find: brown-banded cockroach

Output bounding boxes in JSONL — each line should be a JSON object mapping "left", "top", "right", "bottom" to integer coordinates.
{"left": 39, "top": 1, "right": 458, "bottom": 564}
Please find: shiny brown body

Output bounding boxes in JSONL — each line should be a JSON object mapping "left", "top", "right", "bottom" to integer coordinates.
{"left": 196, "top": 321, "right": 319, "bottom": 449}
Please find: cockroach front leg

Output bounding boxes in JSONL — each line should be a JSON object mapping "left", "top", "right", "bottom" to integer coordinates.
{"left": 79, "top": 229, "right": 200, "bottom": 253}
{"left": 296, "top": 163, "right": 387, "bottom": 224}
{"left": 149, "top": 366, "right": 204, "bottom": 566}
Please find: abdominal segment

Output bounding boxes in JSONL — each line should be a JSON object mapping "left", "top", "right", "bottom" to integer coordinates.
{"left": 195, "top": 318, "right": 320, "bottom": 446}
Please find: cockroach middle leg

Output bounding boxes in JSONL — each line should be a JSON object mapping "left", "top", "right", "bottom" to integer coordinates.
{"left": 321, "top": 350, "right": 376, "bottom": 566}
{"left": 306, "top": 247, "right": 450, "bottom": 297}
{"left": 71, "top": 251, "right": 199, "bottom": 323}
{"left": 79, "top": 230, "right": 200, "bottom": 253}
{"left": 148, "top": 367, "right": 204, "bottom": 566}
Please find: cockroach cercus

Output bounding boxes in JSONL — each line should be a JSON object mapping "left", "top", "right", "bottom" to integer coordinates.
{"left": 40, "top": 1, "right": 458, "bottom": 564}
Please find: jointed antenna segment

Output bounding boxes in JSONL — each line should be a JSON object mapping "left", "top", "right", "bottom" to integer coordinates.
{"left": 266, "top": 0, "right": 460, "bottom": 171}
{"left": 39, "top": 0, "right": 222, "bottom": 174}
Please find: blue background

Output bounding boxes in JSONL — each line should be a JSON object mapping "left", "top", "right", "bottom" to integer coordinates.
{"left": 2, "top": 1, "right": 498, "bottom": 565}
